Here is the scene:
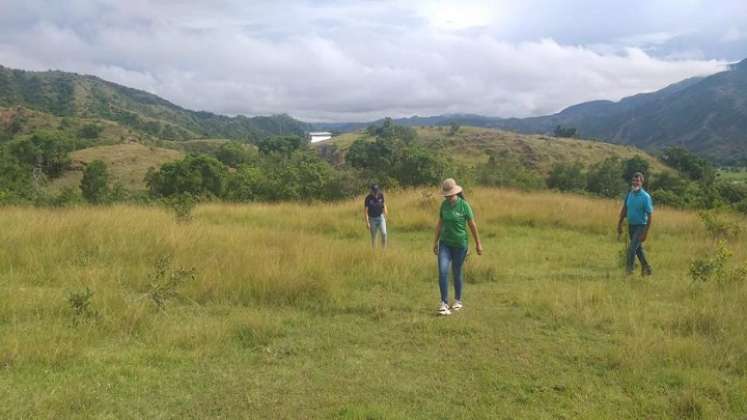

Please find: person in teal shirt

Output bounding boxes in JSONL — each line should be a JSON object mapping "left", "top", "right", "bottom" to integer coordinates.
{"left": 617, "top": 172, "right": 654, "bottom": 276}
{"left": 432, "top": 178, "right": 483, "bottom": 315}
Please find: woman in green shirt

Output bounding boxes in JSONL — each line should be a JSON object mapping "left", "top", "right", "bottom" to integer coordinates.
{"left": 432, "top": 178, "right": 483, "bottom": 316}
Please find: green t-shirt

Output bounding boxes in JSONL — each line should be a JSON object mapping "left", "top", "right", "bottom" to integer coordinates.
{"left": 439, "top": 197, "right": 474, "bottom": 248}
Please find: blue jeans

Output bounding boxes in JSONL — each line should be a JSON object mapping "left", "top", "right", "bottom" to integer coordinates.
{"left": 369, "top": 216, "right": 387, "bottom": 247}
{"left": 627, "top": 224, "right": 651, "bottom": 273}
{"left": 438, "top": 242, "right": 468, "bottom": 303}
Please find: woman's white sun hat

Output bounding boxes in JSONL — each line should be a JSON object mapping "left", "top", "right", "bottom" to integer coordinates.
{"left": 440, "top": 178, "right": 463, "bottom": 196}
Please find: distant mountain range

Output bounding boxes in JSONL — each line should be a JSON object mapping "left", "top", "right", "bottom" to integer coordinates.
{"left": 0, "top": 65, "right": 309, "bottom": 141}
{"left": 2, "top": 60, "right": 746, "bottom": 162}
{"left": 316, "top": 58, "right": 747, "bottom": 163}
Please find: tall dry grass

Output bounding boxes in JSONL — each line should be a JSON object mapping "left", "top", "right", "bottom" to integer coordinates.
{"left": 0, "top": 187, "right": 745, "bottom": 417}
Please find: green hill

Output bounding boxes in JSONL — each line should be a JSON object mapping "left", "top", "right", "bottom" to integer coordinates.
{"left": 316, "top": 59, "right": 747, "bottom": 163}
{"left": 325, "top": 126, "right": 670, "bottom": 174}
{"left": 45, "top": 143, "right": 184, "bottom": 193}
{"left": 0, "top": 64, "right": 310, "bottom": 142}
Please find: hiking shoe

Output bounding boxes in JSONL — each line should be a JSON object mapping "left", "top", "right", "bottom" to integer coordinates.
{"left": 642, "top": 266, "right": 653, "bottom": 276}
{"left": 438, "top": 302, "right": 451, "bottom": 316}
{"left": 451, "top": 301, "right": 463, "bottom": 311}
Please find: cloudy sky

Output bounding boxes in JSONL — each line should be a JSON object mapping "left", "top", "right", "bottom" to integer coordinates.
{"left": 0, "top": 0, "right": 745, "bottom": 122}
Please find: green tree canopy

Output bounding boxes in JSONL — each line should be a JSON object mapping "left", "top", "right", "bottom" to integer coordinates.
{"left": 80, "top": 160, "right": 109, "bottom": 204}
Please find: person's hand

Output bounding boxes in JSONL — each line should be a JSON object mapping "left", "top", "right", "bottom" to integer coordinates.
{"left": 476, "top": 242, "right": 483, "bottom": 256}
{"left": 640, "top": 232, "right": 648, "bottom": 242}
{"left": 617, "top": 224, "right": 623, "bottom": 235}
{"left": 433, "top": 243, "right": 439, "bottom": 255}
{"left": 366, "top": 222, "right": 370, "bottom": 230}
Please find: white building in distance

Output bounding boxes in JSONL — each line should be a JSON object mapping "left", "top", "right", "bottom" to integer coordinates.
{"left": 307, "top": 132, "right": 332, "bottom": 143}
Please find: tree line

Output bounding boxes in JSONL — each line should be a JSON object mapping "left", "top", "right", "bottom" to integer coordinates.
{"left": 1, "top": 119, "right": 746, "bottom": 214}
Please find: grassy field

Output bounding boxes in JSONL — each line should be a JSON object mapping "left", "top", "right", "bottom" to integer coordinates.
{"left": 46, "top": 143, "right": 184, "bottom": 193}
{"left": 1, "top": 188, "right": 745, "bottom": 418}
{"left": 326, "top": 127, "right": 670, "bottom": 174}
{"left": 718, "top": 168, "right": 747, "bottom": 185}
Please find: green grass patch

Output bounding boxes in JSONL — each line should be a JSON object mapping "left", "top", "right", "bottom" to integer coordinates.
{"left": 0, "top": 188, "right": 745, "bottom": 418}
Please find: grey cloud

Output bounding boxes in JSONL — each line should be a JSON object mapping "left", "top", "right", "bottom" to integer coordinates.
{"left": 0, "top": 0, "right": 742, "bottom": 122}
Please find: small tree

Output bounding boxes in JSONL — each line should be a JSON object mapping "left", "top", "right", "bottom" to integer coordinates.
{"left": 586, "top": 157, "right": 626, "bottom": 198}
{"left": 546, "top": 162, "right": 585, "bottom": 191}
{"left": 622, "top": 155, "right": 650, "bottom": 183}
{"left": 80, "top": 160, "right": 109, "bottom": 204}
{"left": 553, "top": 125, "right": 577, "bottom": 138}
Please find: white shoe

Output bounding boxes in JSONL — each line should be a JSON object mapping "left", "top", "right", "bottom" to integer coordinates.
{"left": 451, "top": 301, "right": 463, "bottom": 311}
{"left": 438, "top": 302, "right": 451, "bottom": 316}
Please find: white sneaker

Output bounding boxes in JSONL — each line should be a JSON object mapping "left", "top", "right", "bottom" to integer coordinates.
{"left": 451, "top": 301, "right": 463, "bottom": 311}
{"left": 438, "top": 302, "right": 451, "bottom": 316}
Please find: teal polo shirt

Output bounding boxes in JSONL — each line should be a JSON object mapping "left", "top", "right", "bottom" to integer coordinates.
{"left": 625, "top": 189, "right": 653, "bottom": 225}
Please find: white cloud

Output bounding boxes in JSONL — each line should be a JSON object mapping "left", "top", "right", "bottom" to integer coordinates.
{"left": 0, "top": 0, "right": 740, "bottom": 122}
{"left": 721, "top": 27, "right": 747, "bottom": 43}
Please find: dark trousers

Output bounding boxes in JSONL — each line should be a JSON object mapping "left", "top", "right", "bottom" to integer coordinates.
{"left": 626, "top": 224, "right": 651, "bottom": 273}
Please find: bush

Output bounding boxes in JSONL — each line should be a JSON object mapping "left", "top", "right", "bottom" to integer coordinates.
{"left": 81, "top": 160, "right": 110, "bottom": 204}
{"left": 67, "top": 288, "right": 97, "bottom": 325}
{"left": 586, "top": 157, "right": 626, "bottom": 198}
{"left": 476, "top": 153, "right": 544, "bottom": 190}
{"left": 736, "top": 198, "right": 747, "bottom": 214}
{"left": 8, "top": 131, "right": 72, "bottom": 178}
{"left": 77, "top": 124, "right": 104, "bottom": 139}
{"left": 346, "top": 126, "right": 448, "bottom": 189}
{"left": 148, "top": 255, "right": 197, "bottom": 311}
{"left": 622, "top": 155, "right": 649, "bottom": 182}
{"left": 688, "top": 241, "right": 744, "bottom": 286}
{"left": 215, "top": 141, "right": 257, "bottom": 167}
{"left": 256, "top": 135, "right": 307, "bottom": 156}
{"left": 146, "top": 154, "right": 228, "bottom": 198}
{"left": 698, "top": 211, "right": 741, "bottom": 240}
{"left": 715, "top": 181, "right": 747, "bottom": 204}
{"left": 553, "top": 125, "right": 576, "bottom": 138}
{"left": 546, "top": 162, "right": 585, "bottom": 191}
{"left": 660, "top": 146, "right": 715, "bottom": 183}
{"left": 163, "top": 193, "right": 197, "bottom": 223}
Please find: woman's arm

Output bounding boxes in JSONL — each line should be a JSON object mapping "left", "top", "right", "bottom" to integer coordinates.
{"left": 433, "top": 219, "right": 442, "bottom": 255}
{"left": 364, "top": 206, "right": 370, "bottom": 229}
{"left": 468, "top": 219, "right": 483, "bottom": 255}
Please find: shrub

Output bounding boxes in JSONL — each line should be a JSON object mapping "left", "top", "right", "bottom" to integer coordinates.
{"left": 687, "top": 240, "right": 745, "bottom": 285}
{"left": 81, "top": 160, "right": 110, "bottom": 204}
{"left": 8, "top": 131, "right": 72, "bottom": 178}
{"left": 216, "top": 141, "right": 257, "bottom": 167}
{"left": 660, "top": 146, "right": 715, "bottom": 183}
{"left": 148, "top": 255, "right": 197, "bottom": 311}
{"left": 256, "top": 135, "right": 307, "bottom": 156}
{"left": 736, "top": 198, "right": 747, "bottom": 214}
{"left": 622, "top": 155, "right": 649, "bottom": 182}
{"left": 67, "top": 288, "right": 97, "bottom": 325}
{"left": 77, "top": 124, "right": 104, "bottom": 139}
{"left": 698, "top": 211, "right": 741, "bottom": 240}
{"left": 546, "top": 162, "right": 585, "bottom": 191}
{"left": 476, "top": 153, "right": 544, "bottom": 190}
{"left": 163, "top": 193, "right": 196, "bottom": 223}
{"left": 146, "top": 154, "right": 228, "bottom": 198}
{"left": 586, "top": 157, "right": 626, "bottom": 198}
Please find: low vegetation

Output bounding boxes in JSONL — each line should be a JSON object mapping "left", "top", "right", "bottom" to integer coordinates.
{"left": 0, "top": 188, "right": 744, "bottom": 417}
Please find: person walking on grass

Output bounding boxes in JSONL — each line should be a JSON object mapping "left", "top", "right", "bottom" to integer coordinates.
{"left": 364, "top": 184, "right": 388, "bottom": 249}
{"left": 433, "top": 178, "right": 483, "bottom": 315}
{"left": 617, "top": 172, "right": 654, "bottom": 276}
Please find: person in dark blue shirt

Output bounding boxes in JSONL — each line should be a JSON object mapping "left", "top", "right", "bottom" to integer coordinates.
{"left": 617, "top": 172, "right": 654, "bottom": 276}
{"left": 364, "top": 184, "right": 388, "bottom": 248}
